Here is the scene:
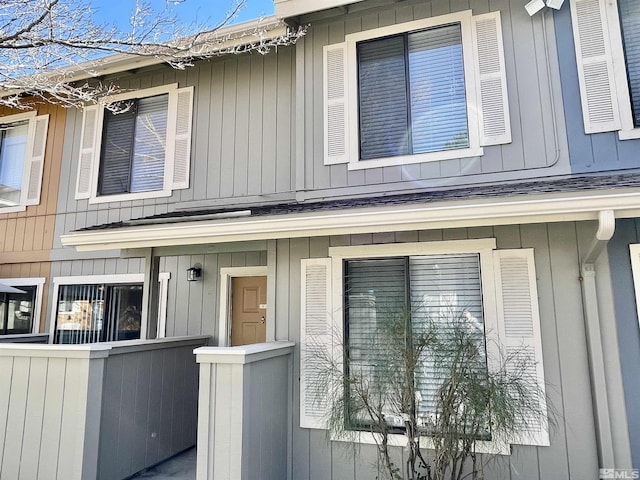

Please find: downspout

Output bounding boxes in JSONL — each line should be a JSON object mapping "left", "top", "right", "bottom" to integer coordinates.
{"left": 579, "top": 210, "right": 616, "bottom": 469}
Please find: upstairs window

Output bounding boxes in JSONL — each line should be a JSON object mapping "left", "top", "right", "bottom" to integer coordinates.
{"left": 75, "top": 84, "right": 194, "bottom": 203}
{"left": 323, "top": 11, "right": 511, "bottom": 169}
{"left": 98, "top": 94, "right": 169, "bottom": 196}
{"left": 618, "top": 0, "right": 640, "bottom": 127}
{"left": 0, "top": 112, "right": 49, "bottom": 212}
{"left": 358, "top": 24, "right": 469, "bottom": 161}
{"left": 571, "top": 0, "right": 640, "bottom": 138}
{"left": 0, "top": 120, "right": 29, "bottom": 205}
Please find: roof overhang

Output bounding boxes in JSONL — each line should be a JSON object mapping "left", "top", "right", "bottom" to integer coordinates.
{"left": 0, "top": 16, "right": 288, "bottom": 99}
{"left": 274, "top": 0, "right": 366, "bottom": 18}
{"left": 61, "top": 188, "right": 640, "bottom": 251}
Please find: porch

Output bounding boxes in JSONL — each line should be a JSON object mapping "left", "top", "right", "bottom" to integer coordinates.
{"left": 0, "top": 337, "right": 294, "bottom": 480}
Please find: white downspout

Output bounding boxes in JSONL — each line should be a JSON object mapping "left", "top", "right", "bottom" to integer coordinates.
{"left": 579, "top": 210, "right": 615, "bottom": 469}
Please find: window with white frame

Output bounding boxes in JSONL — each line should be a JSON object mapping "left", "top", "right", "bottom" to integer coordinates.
{"left": 323, "top": 10, "right": 512, "bottom": 169}
{"left": 75, "top": 83, "right": 194, "bottom": 203}
{"left": 0, "top": 278, "right": 45, "bottom": 335}
{"left": 570, "top": 0, "right": 640, "bottom": 139}
{"left": 0, "top": 112, "right": 49, "bottom": 212}
{"left": 299, "top": 240, "right": 549, "bottom": 448}
{"left": 51, "top": 274, "right": 170, "bottom": 344}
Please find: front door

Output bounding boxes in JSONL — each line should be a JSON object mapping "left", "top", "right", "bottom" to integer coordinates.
{"left": 230, "top": 276, "right": 267, "bottom": 346}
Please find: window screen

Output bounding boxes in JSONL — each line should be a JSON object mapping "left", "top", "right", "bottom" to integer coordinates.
{"left": 0, "top": 121, "right": 28, "bottom": 205}
{"left": 619, "top": 0, "right": 640, "bottom": 127}
{"left": 357, "top": 23, "right": 469, "bottom": 160}
{"left": 98, "top": 94, "right": 168, "bottom": 196}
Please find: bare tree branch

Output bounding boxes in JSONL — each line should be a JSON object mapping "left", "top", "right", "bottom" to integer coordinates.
{"left": 0, "top": 0, "right": 306, "bottom": 109}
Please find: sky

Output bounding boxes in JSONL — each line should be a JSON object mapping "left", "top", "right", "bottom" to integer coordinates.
{"left": 93, "top": 0, "right": 276, "bottom": 32}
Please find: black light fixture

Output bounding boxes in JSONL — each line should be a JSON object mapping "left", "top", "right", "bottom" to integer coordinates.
{"left": 187, "top": 265, "right": 202, "bottom": 282}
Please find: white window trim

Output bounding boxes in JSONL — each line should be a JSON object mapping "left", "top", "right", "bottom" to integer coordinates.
{"left": 0, "top": 277, "right": 46, "bottom": 334}
{"left": 217, "top": 266, "right": 269, "bottom": 347}
{"left": 344, "top": 10, "right": 483, "bottom": 170}
{"left": 88, "top": 83, "right": 179, "bottom": 204}
{"left": 0, "top": 111, "right": 38, "bottom": 213}
{"left": 49, "top": 273, "right": 152, "bottom": 343}
{"left": 327, "top": 239, "right": 509, "bottom": 454}
{"left": 156, "top": 272, "right": 171, "bottom": 339}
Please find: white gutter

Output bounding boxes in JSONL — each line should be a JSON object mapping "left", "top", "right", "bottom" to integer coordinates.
{"left": 274, "top": 0, "right": 366, "bottom": 18}
{"left": 579, "top": 211, "right": 632, "bottom": 470}
{"left": 62, "top": 188, "right": 640, "bottom": 251}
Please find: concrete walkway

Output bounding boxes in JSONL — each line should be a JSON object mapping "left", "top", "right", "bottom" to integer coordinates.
{"left": 130, "top": 448, "right": 196, "bottom": 479}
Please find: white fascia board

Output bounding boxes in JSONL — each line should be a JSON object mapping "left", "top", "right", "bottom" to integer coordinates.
{"left": 0, "top": 17, "right": 285, "bottom": 98}
{"left": 274, "top": 0, "right": 366, "bottom": 17}
{"left": 61, "top": 189, "right": 640, "bottom": 251}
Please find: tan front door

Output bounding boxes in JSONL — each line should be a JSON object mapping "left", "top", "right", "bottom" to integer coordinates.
{"left": 230, "top": 276, "right": 267, "bottom": 346}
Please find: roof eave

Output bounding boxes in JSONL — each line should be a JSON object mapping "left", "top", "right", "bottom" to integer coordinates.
{"left": 60, "top": 189, "right": 640, "bottom": 252}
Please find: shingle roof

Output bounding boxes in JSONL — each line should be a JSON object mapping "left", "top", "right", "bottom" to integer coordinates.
{"left": 78, "top": 172, "right": 640, "bottom": 232}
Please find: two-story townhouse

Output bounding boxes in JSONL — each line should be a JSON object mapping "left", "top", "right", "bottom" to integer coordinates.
{"left": 1, "top": 0, "right": 639, "bottom": 479}
{"left": 0, "top": 100, "right": 66, "bottom": 342}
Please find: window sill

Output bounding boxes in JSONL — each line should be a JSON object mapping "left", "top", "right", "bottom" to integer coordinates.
{"left": 346, "top": 146, "right": 484, "bottom": 171}
{"left": 0, "top": 205, "right": 27, "bottom": 214}
{"left": 88, "top": 188, "right": 172, "bottom": 204}
{"left": 618, "top": 128, "right": 640, "bottom": 141}
{"left": 329, "top": 429, "right": 510, "bottom": 455}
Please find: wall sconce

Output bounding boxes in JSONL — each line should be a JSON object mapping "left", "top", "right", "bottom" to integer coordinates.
{"left": 187, "top": 265, "right": 202, "bottom": 282}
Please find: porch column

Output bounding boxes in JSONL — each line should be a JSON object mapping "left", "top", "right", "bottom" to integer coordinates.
{"left": 195, "top": 342, "right": 295, "bottom": 480}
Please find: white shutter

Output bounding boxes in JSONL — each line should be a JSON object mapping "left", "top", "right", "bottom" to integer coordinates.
{"left": 324, "top": 43, "right": 349, "bottom": 165}
{"left": 570, "top": 0, "right": 621, "bottom": 133}
{"left": 493, "top": 249, "right": 549, "bottom": 446}
{"left": 75, "top": 105, "right": 101, "bottom": 199}
{"left": 300, "top": 258, "right": 333, "bottom": 429}
{"left": 171, "top": 86, "right": 194, "bottom": 190}
{"left": 472, "top": 12, "right": 511, "bottom": 146}
{"left": 24, "top": 114, "right": 49, "bottom": 206}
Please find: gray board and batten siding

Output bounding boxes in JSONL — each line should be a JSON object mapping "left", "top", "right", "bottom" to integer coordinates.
{"left": 607, "top": 218, "right": 640, "bottom": 469}
{"left": 54, "top": 0, "right": 581, "bottom": 242}
{"left": 295, "top": 0, "right": 571, "bottom": 200}
{"left": 271, "top": 222, "right": 623, "bottom": 479}
{"left": 54, "top": 47, "right": 296, "bottom": 242}
{"left": 554, "top": 5, "right": 640, "bottom": 174}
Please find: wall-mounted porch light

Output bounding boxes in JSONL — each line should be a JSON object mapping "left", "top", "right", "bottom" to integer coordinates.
{"left": 187, "top": 265, "right": 202, "bottom": 282}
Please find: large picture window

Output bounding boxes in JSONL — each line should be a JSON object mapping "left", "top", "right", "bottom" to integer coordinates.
{"left": 54, "top": 281, "right": 143, "bottom": 344}
{"left": 300, "top": 241, "right": 549, "bottom": 447}
{"left": 344, "top": 254, "right": 486, "bottom": 427}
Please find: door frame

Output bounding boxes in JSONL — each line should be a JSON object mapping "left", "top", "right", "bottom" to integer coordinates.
{"left": 218, "top": 266, "right": 268, "bottom": 347}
